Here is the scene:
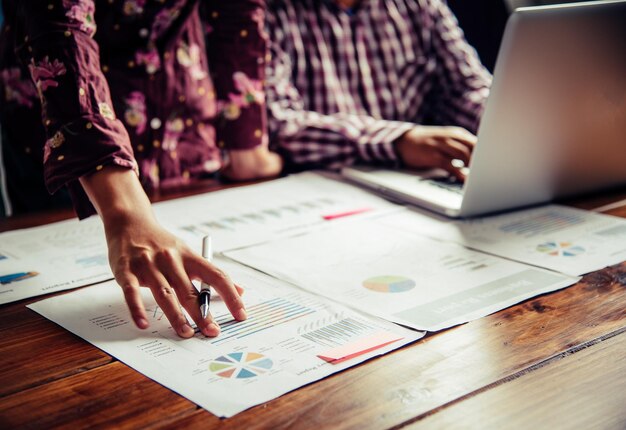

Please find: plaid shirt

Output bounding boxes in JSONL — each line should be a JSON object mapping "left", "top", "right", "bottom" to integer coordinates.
{"left": 266, "top": 0, "right": 492, "bottom": 169}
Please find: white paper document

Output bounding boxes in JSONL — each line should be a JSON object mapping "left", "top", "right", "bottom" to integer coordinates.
{"left": 28, "top": 261, "right": 422, "bottom": 417}
{"left": 377, "top": 205, "right": 626, "bottom": 276}
{"left": 226, "top": 219, "right": 578, "bottom": 331}
{"left": 0, "top": 217, "right": 111, "bottom": 305}
{"left": 155, "top": 172, "right": 400, "bottom": 252}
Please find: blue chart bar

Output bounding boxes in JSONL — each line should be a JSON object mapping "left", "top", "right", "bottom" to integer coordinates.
{"left": 300, "top": 318, "right": 374, "bottom": 347}
{"left": 210, "top": 297, "right": 316, "bottom": 344}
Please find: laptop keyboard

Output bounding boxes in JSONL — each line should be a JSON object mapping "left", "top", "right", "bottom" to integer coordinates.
{"left": 425, "top": 177, "right": 465, "bottom": 195}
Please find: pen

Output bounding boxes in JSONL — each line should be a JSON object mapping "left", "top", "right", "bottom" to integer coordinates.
{"left": 199, "top": 236, "right": 212, "bottom": 319}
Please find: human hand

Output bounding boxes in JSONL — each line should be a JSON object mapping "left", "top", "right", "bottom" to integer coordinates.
{"left": 221, "top": 146, "right": 283, "bottom": 181}
{"left": 80, "top": 166, "right": 246, "bottom": 338}
{"left": 394, "top": 126, "right": 477, "bottom": 181}
{"left": 105, "top": 215, "right": 247, "bottom": 338}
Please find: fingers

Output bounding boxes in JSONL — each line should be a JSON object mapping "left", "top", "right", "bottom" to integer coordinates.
{"left": 185, "top": 255, "right": 247, "bottom": 322}
{"left": 143, "top": 267, "right": 196, "bottom": 338}
{"left": 439, "top": 158, "right": 467, "bottom": 182}
{"left": 446, "top": 126, "right": 477, "bottom": 151}
{"left": 436, "top": 138, "right": 472, "bottom": 166}
{"left": 115, "top": 269, "right": 149, "bottom": 329}
{"left": 154, "top": 250, "right": 220, "bottom": 337}
{"left": 432, "top": 128, "right": 477, "bottom": 182}
{"left": 115, "top": 245, "right": 244, "bottom": 338}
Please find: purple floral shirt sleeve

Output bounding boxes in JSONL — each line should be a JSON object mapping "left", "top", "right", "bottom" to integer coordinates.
{"left": 0, "top": 0, "right": 268, "bottom": 218}
{"left": 16, "top": 0, "right": 137, "bottom": 216}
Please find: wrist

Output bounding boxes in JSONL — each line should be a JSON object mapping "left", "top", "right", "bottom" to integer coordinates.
{"left": 79, "top": 166, "right": 156, "bottom": 230}
{"left": 393, "top": 131, "right": 412, "bottom": 165}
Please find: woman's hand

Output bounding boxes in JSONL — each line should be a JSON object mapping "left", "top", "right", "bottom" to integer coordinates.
{"left": 80, "top": 166, "right": 246, "bottom": 338}
{"left": 394, "top": 126, "right": 477, "bottom": 181}
{"left": 221, "top": 146, "right": 283, "bottom": 181}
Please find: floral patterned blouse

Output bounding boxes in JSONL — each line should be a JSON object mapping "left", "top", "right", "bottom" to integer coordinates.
{"left": 0, "top": 0, "right": 267, "bottom": 218}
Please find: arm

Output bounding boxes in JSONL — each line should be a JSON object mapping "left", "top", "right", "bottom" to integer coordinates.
{"left": 264, "top": 5, "right": 471, "bottom": 175}
{"left": 19, "top": 1, "right": 245, "bottom": 336}
{"left": 390, "top": 0, "right": 493, "bottom": 180}
{"left": 265, "top": 12, "right": 414, "bottom": 169}
{"left": 419, "top": 0, "right": 492, "bottom": 134}
{"left": 204, "top": 0, "right": 282, "bottom": 180}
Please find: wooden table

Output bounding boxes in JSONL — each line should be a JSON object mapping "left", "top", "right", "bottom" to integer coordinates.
{"left": 1, "top": 183, "right": 625, "bottom": 429}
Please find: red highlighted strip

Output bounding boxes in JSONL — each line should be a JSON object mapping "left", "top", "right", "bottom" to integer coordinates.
{"left": 322, "top": 207, "right": 372, "bottom": 220}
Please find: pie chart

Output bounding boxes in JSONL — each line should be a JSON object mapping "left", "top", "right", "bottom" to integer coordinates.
{"left": 536, "top": 241, "right": 585, "bottom": 257}
{"left": 209, "top": 352, "right": 273, "bottom": 379}
{"left": 362, "top": 275, "right": 416, "bottom": 293}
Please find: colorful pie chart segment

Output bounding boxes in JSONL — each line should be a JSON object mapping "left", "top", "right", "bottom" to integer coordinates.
{"left": 362, "top": 275, "right": 416, "bottom": 293}
{"left": 209, "top": 352, "right": 273, "bottom": 379}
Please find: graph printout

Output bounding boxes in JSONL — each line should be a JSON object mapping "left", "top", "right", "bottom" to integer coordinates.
{"left": 154, "top": 172, "right": 400, "bottom": 252}
{"left": 29, "top": 260, "right": 422, "bottom": 418}
{"left": 0, "top": 217, "right": 111, "bottom": 305}
{"left": 376, "top": 205, "right": 626, "bottom": 276}
{"left": 226, "top": 219, "right": 578, "bottom": 331}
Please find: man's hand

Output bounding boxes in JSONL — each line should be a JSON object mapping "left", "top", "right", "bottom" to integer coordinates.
{"left": 221, "top": 146, "right": 283, "bottom": 181}
{"left": 394, "top": 126, "right": 477, "bottom": 181}
{"left": 80, "top": 166, "right": 247, "bottom": 338}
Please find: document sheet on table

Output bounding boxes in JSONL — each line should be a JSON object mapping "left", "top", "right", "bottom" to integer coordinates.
{"left": 28, "top": 260, "right": 422, "bottom": 418}
{"left": 155, "top": 172, "right": 401, "bottom": 252}
{"left": 374, "top": 205, "right": 626, "bottom": 276}
{"left": 226, "top": 214, "right": 579, "bottom": 331}
{"left": 0, "top": 217, "right": 110, "bottom": 305}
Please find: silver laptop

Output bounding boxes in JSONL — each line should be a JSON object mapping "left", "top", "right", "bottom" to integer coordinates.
{"left": 342, "top": 0, "right": 626, "bottom": 218}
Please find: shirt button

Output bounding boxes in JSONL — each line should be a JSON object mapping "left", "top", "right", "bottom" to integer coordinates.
{"left": 139, "top": 28, "right": 149, "bottom": 38}
{"left": 150, "top": 118, "right": 162, "bottom": 130}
